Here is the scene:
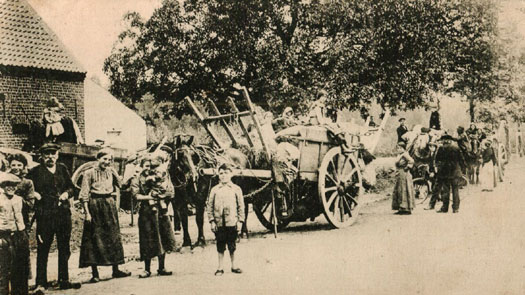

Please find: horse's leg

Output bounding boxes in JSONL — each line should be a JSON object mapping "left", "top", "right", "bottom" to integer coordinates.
{"left": 171, "top": 198, "right": 182, "bottom": 232}
{"left": 194, "top": 202, "right": 206, "bottom": 247}
{"left": 180, "top": 210, "right": 192, "bottom": 247}
{"left": 241, "top": 202, "right": 249, "bottom": 239}
{"left": 175, "top": 191, "right": 192, "bottom": 247}
{"left": 475, "top": 164, "right": 480, "bottom": 184}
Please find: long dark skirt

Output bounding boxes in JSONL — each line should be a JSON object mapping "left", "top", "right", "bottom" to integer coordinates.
{"left": 79, "top": 196, "right": 125, "bottom": 267}
{"left": 138, "top": 202, "right": 176, "bottom": 261}
{"left": 392, "top": 168, "right": 415, "bottom": 212}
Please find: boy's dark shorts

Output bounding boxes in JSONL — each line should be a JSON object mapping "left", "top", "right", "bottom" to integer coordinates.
{"left": 215, "top": 226, "right": 237, "bottom": 254}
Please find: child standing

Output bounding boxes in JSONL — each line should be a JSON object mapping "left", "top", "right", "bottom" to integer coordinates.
{"left": 206, "top": 164, "right": 244, "bottom": 276}
{"left": 0, "top": 172, "right": 27, "bottom": 295}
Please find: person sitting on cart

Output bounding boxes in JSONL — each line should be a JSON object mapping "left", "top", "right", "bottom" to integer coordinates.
{"left": 397, "top": 118, "right": 409, "bottom": 144}
{"left": 42, "top": 97, "right": 83, "bottom": 145}
{"left": 429, "top": 104, "right": 441, "bottom": 130}
{"left": 272, "top": 107, "right": 298, "bottom": 133}
{"left": 307, "top": 92, "right": 332, "bottom": 126}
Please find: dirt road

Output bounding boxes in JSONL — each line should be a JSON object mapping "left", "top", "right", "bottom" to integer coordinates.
{"left": 41, "top": 159, "right": 525, "bottom": 295}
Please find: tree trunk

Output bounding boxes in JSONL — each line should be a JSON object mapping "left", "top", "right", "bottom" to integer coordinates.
{"left": 469, "top": 97, "right": 475, "bottom": 122}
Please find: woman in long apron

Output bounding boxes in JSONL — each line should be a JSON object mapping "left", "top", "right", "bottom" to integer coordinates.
{"left": 132, "top": 156, "right": 176, "bottom": 278}
{"left": 480, "top": 140, "right": 497, "bottom": 192}
{"left": 392, "top": 142, "right": 416, "bottom": 215}
{"left": 79, "top": 149, "right": 131, "bottom": 282}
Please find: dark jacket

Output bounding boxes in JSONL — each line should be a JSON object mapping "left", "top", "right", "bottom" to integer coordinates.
{"left": 482, "top": 146, "right": 497, "bottom": 166}
{"left": 435, "top": 142, "right": 466, "bottom": 179}
{"left": 457, "top": 133, "right": 470, "bottom": 157}
{"left": 56, "top": 117, "right": 79, "bottom": 144}
{"left": 27, "top": 163, "right": 75, "bottom": 213}
{"left": 429, "top": 111, "right": 441, "bottom": 130}
{"left": 397, "top": 125, "right": 408, "bottom": 143}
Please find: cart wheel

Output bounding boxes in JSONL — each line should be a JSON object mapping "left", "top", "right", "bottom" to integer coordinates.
{"left": 318, "top": 147, "right": 362, "bottom": 228}
{"left": 71, "top": 161, "right": 98, "bottom": 189}
{"left": 253, "top": 192, "right": 290, "bottom": 231}
{"left": 414, "top": 183, "right": 429, "bottom": 201}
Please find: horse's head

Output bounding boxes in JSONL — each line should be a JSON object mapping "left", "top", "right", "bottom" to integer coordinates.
{"left": 172, "top": 135, "right": 200, "bottom": 186}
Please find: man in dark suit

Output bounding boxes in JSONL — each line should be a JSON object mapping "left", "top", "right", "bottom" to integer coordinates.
{"left": 429, "top": 106, "right": 441, "bottom": 130}
{"left": 27, "top": 143, "right": 81, "bottom": 293}
{"left": 456, "top": 126, "right": 470, "bottom": 175}
{"left": 397, "top": 118, "right": 408, "bottom": 143}
{"left": 434, "top": 135, "right": 466, "bottom": 213}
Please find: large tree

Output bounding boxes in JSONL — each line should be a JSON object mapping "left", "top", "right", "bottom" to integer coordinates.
{"left": 104, "top": 0, "right": 500, "bottom": 117}
{"left": 445, "top": 0, "right": 500, "bottom": 122}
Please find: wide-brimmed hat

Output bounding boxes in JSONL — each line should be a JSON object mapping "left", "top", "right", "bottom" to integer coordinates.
{"left": 398, "top": 117, "right": 406, "bottom": 122}
{"left": 0, "top": 172, "right": 21, "bottom": 187}
{"left": 421, "top": 127, "right": 430, "bottom": 133}
{"left": 45, "top": 97, "right": 64, "bottom": 109}
{"left": 40, "top": 143, "right": 60, "bottom": 153}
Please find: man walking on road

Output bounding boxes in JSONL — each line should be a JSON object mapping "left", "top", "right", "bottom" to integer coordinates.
{"left": 27, "top": 143, "right": 81, "bottom": 293}
{"left": 434, "top": 135, "right": 466, "bottom": 213}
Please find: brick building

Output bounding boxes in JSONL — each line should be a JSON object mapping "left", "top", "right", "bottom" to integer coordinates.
{"left": 0, "top": 0, "right": 86, "bottom": 148}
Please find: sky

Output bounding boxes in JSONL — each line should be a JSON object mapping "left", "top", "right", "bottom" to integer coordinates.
{"left": 26, "top": 0, "right": 162, "bottom": 87}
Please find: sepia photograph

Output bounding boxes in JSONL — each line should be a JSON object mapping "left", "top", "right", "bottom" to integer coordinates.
{"left": 0, "top": 0, "right": 524, "bottom": 294}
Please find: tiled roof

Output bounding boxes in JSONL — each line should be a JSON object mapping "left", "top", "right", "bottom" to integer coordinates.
{"left": 0, "top": 0, "right": 85, "bottom": 73}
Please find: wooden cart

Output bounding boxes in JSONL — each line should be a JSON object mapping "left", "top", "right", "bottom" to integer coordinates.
{"left": 187, "top": 87, "right": 388, "bottom": 231}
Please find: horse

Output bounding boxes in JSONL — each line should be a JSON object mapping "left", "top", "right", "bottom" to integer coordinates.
{"left": 465, "top": 136, "right": 482, "bottom": 184}
{"left": 170, "top": 134, "right": 253, "bottom": 248}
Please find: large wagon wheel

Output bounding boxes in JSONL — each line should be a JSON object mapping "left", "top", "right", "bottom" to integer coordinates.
{"left": 71, "top": 161, "right": 122, "bottom": 209}
{"left": 253, "top": 190, "right": 290, "bottom": 231}
{"left": 71, "top": 161, "right": 98, "bottom": 189}
{"left": 318, "top": 147, "right": 362, "bottom": 228}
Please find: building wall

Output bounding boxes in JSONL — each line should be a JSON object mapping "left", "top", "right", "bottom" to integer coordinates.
{"left": 0, "top": 67, "right": 85, "bottom": 149}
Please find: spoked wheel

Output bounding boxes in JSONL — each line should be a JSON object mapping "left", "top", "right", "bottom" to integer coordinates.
{"left": 71, "top": 161, "right": 98, "bottom": 189}
{"left": 253, "top": 191, "right": 290, "bottom": 231}
{"left": 414, "top": 182, "right": 429, "bottom": 202}
{"left": 318, "top": 147, "right": 362, "bottom": 228}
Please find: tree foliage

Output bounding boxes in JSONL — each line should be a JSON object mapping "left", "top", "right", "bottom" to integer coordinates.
{"left": 475, "top": 2, "right": 525, "bottom": 124}
{"left": 104, "top": 0, "right": 500, "bottom": 117}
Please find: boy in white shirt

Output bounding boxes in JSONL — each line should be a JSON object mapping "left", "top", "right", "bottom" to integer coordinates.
{"left": 206, "top": 164, "right": 244, "bottom": 276}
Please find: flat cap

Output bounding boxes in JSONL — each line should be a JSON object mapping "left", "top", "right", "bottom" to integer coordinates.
{"left": 0, "top": 172, "right": 21, "bottom": 186}
{"left": 40, "top": 143, "right": 60, "bottom": 153}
